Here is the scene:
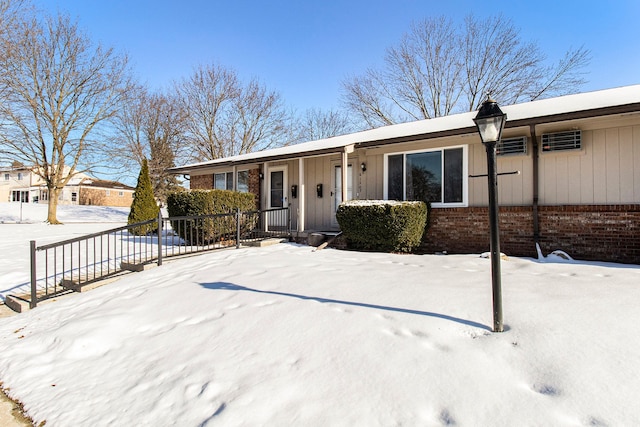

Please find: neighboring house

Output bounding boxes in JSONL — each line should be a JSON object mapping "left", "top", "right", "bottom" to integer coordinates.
{"left": 76, "top": 178, "right": 135, "bottom": 208}
{"left": 0, "top": 166, "right": 134, "bottom": 208}
{"left": 170, "top": 85, "right": 640, "bottom": 264}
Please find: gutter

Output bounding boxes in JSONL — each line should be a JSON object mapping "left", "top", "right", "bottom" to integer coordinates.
{"left": 169, "top": 102, "right": 640, "bottom": 175}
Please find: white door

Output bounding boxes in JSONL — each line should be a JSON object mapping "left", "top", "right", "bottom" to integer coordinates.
{"left": 267, "top": 166, "right": 288, "bottom": 228}
{"left": 332, "top": 164, "right": 352, "bottom": 226}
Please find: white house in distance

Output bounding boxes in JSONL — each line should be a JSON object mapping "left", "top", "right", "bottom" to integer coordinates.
{"left": 0, "top": 165, "right": 134, "bottom": 208}
{"left": 171, "top": 85, "right": 640, "bottom": 264}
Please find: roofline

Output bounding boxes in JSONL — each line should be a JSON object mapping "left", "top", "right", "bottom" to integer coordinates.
{"left": 169, "top": 98, "right": 640, "bottom": 175}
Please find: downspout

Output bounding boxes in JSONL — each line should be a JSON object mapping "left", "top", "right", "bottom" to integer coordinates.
{"left": 530, "top": 124, "right": 540, "bottom": 242}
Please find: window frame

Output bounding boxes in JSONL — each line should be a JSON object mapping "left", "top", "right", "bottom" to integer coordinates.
{"left": 383, "top": 144, "right": 468, "bottom": 208}
{"left": 214, "top": 172, "right": 234, "bottom": 191}
{"left": 236, "top": 169, "right": 250, "bottom": 193}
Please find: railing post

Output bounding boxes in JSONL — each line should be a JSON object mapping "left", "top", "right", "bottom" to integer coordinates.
{"left": 30, "top": 240, "right": 37, "bottom": 309}
{"left": 157, "top": 210, "right": 163, "bottom": 266}
{"left": 236, "top": 208, "right": 241, "bottom": 249}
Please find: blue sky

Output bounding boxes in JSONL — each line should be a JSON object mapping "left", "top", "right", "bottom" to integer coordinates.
{"left": 36, "top": 0, "right": 640, "bottom": 113}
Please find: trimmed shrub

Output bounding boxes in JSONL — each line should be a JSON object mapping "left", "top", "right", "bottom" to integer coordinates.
{"left": 128, "top": 159, "right": 160, "bottom": 236}
{"left": 336, "top": 200, "right": 428, "bottom": 253}
{"left": 166, "top": 189, "right": 257, "bottom": 245}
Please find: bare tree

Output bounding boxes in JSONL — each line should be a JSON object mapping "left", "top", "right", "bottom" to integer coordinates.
{"left": 177, "top": 63, "right": 292, "bottom": 162}
{"left": 343, "top": 14, "right": 590, "bottom": 127}
{"left": 176, "top": 63, "right": 239, "bottom": 161}
{"left": 112, "top": 86, "right": 186, "bottom": 202}
{"left": 0, "top": 12, "right": 132, "bottom": 223}
{"left": 297, "top": 107, "right": 354, "bottom": 141}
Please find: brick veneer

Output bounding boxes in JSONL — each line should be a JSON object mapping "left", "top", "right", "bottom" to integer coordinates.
{"left": 189, "top": 169, "right": 261, "bottom": 209}
{"left": 422, "top": 205, "right": 640, "bottom": 264}
{"left": 190, "top": 174, "right": 213, "bottom": 189}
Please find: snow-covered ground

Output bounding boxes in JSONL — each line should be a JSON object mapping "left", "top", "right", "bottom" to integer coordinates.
{"left": 1, "top": 202, "right": 639, "bottom": 426}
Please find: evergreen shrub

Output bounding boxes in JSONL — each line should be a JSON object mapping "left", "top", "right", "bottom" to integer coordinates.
{"left": 166, "top": 189, "right": 257, "bottom": 245}
{"left": 128, "top": 159, "right": 160, "bottom": 235}
{"left": 336, "top": 200, "right": 428, "bottom": 253}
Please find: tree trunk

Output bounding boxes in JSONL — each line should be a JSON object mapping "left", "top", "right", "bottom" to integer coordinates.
{"left": 47, "top": 188, "right": 62, "bottom": 224}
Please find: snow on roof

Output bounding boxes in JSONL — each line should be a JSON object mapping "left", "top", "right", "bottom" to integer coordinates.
{"left": 173, "top": 84, "right": 640, "bottom": 172}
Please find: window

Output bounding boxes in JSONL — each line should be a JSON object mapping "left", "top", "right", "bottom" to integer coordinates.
{"left": 214, "top": 172, "right": 233, "bottom": 190}
{"left": 71, "top": 192, "right": 77, "bottom": 202}
{"left": 497, "top": 137, "right": 527, "bottom": 156}
{"left": 542, "top": 130, "right": 581, "bottom": 152}
{"left": 105, "top": 190, "right": 110, "bottom": 196}
{"left": 17, "top": 173, "right": 23, "bottom": 181}
{"left": 3, "top": 173, "right": 8, "bottom": 181}
{"left": 237, "top": 170, "right": 249, "bottom": 193}
{"left": 385, "top": 146, "right": 467, "bottom": 206}
{"left": 118, "top": 191, "right": 124, "bottom": 197}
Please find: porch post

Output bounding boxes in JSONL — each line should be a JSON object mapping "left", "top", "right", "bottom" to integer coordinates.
{"left": 232, "top": 165, "right": 237, "bottom": 191}
{"left": 263, "top": 161, "right": 269, "bottom": 211}
{"left": 298, "top": 158, "right": 305, "bottom": 232}
{"left": 341, "top": 145, "right": 354, "bottom": 203}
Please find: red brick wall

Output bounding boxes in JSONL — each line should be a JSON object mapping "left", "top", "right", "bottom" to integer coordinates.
{"left": 188, "top": 170, "right": 261, "bottom": 209}
{"left": 190, "top": 174, "right": 213, "bottom": 189}
{"left": 423, "top": 205, "right": 640, "bottom": 264}
{"left": 248, "top": 168, "right": 261, "bottom": 209}
{"left": 79, "top": 188, "right": 134, "bottom": 207}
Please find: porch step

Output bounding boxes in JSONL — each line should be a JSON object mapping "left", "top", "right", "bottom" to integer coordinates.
{"left": 244, "top": 238, "right": 288, "bottom": 248}
{"left": 4, "top": 295, "right": 29, "bottom": 313}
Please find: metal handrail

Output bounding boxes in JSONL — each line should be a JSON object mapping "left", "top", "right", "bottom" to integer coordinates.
{"left": 28, "top": 207, "right": 290, "bottom": 308}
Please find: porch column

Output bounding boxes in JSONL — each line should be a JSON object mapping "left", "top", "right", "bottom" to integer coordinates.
{"left": 341, "top": 145, "right": 354, "bottom": 203}
{"left": 232, "top": 165, "right": 237, "bottom": 191}
{"left": 298, "top": 158, "right": 305, "bottom": 232}
{"left": 262, "top": 161, "right": 268, "bottom": 210}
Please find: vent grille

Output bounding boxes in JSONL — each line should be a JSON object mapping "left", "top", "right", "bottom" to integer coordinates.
{"left": 497, "top": 136, "right": 527, "bottom": 156}
{"left": 542, "top": 130, "right": 581, "bottom": 152}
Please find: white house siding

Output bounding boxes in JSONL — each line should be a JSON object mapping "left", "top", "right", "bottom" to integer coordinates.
{"left": 538, "top": 123, "right": 640, "bottom": 205}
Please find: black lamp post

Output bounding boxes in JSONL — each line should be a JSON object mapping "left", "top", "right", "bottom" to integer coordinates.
{"left": 473, "top": 96, "right": 507, "bottom": 333}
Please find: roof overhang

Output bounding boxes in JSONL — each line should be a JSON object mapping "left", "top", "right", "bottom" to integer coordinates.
{"left": 170, "top": 85, "right": 640, "bottom": 175}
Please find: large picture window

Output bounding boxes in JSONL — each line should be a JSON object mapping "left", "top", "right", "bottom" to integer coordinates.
{"left": 385, "top": 146, "right": 467, "bottom": 206}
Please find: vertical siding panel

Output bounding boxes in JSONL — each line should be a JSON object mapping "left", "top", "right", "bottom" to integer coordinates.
{"left": 567, "top": 155, "right": 582, "bottom": 204}
{"left": 307, "top": 157, "right": 319, "bottom": 229}
{"left": 555, "top": 155, "right": 569, "bottom": 204}
{"left": 497, "top": 157, "right": 525, "bottom": 206}
{"left": 471, "top": 144, "right": 487, "bottom": 206}
{"left": 372, "top": 154, "right": 384, "bottom": 199}
{"left": 498, "top": 157, "right": 514, "bottom": 204}
{"left": 592, "top": 129, "right": 607, "bottom": 203}
{"left": 510, "top": 158, "right": 524, "bottom": 205}
{"left": 619, "top": 127, "right": 634, "bottom": 202}
{"left": 542, "top": 154, "right": 557, "bottom": 204}
{"left": 580, "top": 130, "right": 595, "bottom": 204}
{"left": 520, "top": 153, "right": 534, "bottom": 205}
{"left": 605, "top": 128, "right": 620, "bottom": 203}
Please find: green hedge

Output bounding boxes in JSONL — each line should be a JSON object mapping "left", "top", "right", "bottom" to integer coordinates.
{"left": 336, "top": 200, "right": 428, "bottom": 253}
{"left": 166, "top": 190, "right": 257, "bottom": 245}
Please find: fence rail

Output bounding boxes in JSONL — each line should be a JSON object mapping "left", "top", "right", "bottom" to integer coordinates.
{"left": 29, "top": 207, "right": 290, "bottom": 308}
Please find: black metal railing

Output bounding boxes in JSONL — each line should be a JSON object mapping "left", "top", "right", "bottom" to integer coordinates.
{"left": 28, "top": 207, "right": 290, "bottom": 308}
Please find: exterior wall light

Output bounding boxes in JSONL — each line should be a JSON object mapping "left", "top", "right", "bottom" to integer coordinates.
{"left": 473, "top": 96, "right": 507, "bottom": 333}
{"left": 360, "top": 162, "right": 367, "bottom": 173}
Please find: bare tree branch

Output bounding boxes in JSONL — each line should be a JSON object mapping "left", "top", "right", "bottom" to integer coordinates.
{"left": 342, "top": 14, "right": 591, "bottom": 127}
{"left": 0, "top": 11, "right": 133, "bottom": 223}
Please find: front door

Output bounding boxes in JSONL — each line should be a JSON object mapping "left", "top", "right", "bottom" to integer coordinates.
{"left": 268, "top": 166, "right": 288, "bottom": 228}
{"left": 331, "top": 164, "right": 352, "bottom": 226}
